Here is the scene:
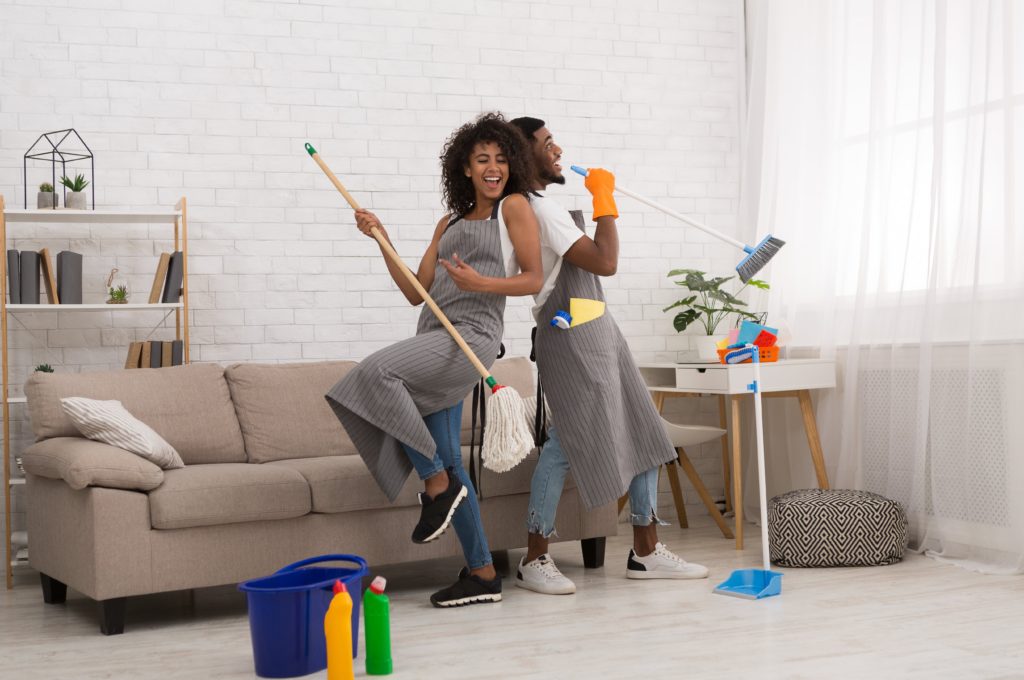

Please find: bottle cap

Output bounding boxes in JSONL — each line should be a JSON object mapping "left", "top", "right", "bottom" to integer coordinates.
{"left": 333, "top": 580, "right": 347, "bottom": 594}
{"left": 369, "top": 576, "right": 387, "bottom": 594}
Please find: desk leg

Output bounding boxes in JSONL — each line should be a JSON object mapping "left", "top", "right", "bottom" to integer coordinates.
{"left": 717, "top": 395, "right": 732, "bottom": 513}
{"left": 797, "top": 389, "right": 831, "bottom": 489}
{"left": 730, "top": 395, "right": 743, "bottom": 550}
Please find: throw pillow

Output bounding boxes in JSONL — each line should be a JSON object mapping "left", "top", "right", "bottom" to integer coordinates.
{"left": 60, "top": 397, "right": 184, "bottom": 470}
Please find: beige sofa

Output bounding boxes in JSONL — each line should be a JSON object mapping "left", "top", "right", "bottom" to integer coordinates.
{"left": 21, "top": 357, "right": 616, "bottom": 634}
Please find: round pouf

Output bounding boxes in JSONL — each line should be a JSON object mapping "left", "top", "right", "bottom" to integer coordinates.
{"left": 769, "top": 489, "right": 908, "bottom": 567}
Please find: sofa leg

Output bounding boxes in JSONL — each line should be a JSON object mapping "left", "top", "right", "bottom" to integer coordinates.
{"left": 100, "top": 598, "right": 127, "bottom": 635}
{"left": 581, "top": 537, "right": 606, "bottom": 569}
{"left": 40, "top": 573, "right": 68, "bottom": 604}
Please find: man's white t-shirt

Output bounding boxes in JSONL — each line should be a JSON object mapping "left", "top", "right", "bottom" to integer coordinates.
{"left": 498, "top": 193, "right": 585, "bottom": 323}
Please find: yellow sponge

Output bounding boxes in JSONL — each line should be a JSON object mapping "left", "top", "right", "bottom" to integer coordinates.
{"left": 569, "top": 298, "right": 605, "bottom": 327}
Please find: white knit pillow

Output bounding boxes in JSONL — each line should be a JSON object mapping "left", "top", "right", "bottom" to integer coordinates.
{"left": 60, "top": 397, "right": 184, "bottom": 470}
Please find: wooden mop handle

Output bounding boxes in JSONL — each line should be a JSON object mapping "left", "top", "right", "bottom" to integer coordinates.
{"left": 304, "top": 143, "right": 492, "bottom": 382}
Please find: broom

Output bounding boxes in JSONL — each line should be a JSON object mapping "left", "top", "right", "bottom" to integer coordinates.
{"left": 305, "top": 142, "right": 534, "bottom": 473}
{"left": 570, "top": 165, "right": 783, "bottom": 283}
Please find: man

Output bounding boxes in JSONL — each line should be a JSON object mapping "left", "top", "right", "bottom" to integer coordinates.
{"left": 508, "top": 116, "right": 709, "bottom": 594}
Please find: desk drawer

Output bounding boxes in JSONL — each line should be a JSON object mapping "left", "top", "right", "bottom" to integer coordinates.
{"left": 674, "top": 366, "right": 729, "bottom": 392}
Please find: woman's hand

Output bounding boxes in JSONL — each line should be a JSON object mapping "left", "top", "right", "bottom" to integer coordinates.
{"left": 354, "top": 209, "right": 387, "bottom": 239}
{"left": 440, "top": 253, "right": 487, "bottom": 292}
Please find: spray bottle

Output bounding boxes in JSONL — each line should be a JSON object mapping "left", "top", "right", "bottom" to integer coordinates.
{"left": 363, "top": 576, "right": 393, "bottom": 675}
{"left": 325, "top": 580, "right": 354, "bottom": 680}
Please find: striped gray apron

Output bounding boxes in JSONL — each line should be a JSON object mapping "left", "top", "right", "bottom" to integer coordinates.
{"left": 535, "top": 210, "right": 677, "bottom": 509}
{"left": 326, "top": 204, "right": 505, "bottom": 501}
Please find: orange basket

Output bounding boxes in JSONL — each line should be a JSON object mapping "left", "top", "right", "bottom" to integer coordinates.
{"left": 717, "top": 345, "right": 780, "bottom": 364}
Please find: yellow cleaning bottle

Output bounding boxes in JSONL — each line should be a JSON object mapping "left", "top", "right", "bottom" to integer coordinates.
{"left": 325, "top": 580, "right": 354, "bottom": 680}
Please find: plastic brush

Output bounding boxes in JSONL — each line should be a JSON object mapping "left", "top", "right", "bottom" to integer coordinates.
{"left": 570, "top": 165, "right": 784, "bottom": 282}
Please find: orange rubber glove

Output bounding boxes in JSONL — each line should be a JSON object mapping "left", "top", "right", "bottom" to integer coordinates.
{"left": 584, "top": 168, "right": 618, "bottom": 221}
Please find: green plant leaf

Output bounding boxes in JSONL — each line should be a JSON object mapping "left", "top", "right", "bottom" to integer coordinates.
{"left": 662, "top": 296, "right": 697, "bottom": 312}
{"left": 667, "top": 268, "right": 703, "bottom": 278}
{"left": 747, "top": 278, "right": 770, "bottom": 290}
{"left": 673, "top": 309, "right": 701, "bottom": 333}
{"left": 705, "top": 276, "right": 734, "bottom": 290}
{"left": 709, "top": 289, "right": 745, "bottom": 306}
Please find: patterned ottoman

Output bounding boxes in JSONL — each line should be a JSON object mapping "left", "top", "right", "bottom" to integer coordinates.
{"left": 768, "top": 489, "right": 908, "bottom": 567}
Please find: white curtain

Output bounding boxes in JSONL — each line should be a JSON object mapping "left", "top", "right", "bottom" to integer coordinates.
{"left": 741, "top": 0, "right": 1024, "bottom": 573}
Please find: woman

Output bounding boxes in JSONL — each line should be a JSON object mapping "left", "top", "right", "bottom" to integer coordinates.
{"left": 326, "top": 113, "right": 542, "bottom": 608}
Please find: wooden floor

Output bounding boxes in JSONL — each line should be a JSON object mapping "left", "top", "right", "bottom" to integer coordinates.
{"left": 3, "top": 520, "right": 1022, "bottom": 679}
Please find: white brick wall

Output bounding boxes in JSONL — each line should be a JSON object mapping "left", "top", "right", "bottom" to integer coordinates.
{"left": 0, "top": 0, "right": 743, "bottom": 559}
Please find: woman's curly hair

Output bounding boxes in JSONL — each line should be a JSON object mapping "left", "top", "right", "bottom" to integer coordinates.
{"left": 439, "top": 112, "right": 536, "bottom": 218}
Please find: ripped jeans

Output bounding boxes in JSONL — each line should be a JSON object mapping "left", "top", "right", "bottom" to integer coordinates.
{"left": 526, "top": 425, "right": 665, "bottom": 537}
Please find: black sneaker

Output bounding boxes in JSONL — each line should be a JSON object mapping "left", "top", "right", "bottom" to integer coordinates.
{"left": 430, "top": 568, "right": 503, "bottom": 608}
{"left": 411, "top": 467, "right": 468, "bottom": 544}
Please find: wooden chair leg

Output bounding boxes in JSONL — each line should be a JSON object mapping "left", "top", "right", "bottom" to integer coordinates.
{"left": 664, "top": 459, "right": 689, "bottom": 529}
{"left": 797, "top": 389, "right": 831, "bottom": 489}
{"left": 677, "top": 446, "right": 734, "bottom": 539}
{"left": 617, "top": 494, "right": 628, "bottom": 515}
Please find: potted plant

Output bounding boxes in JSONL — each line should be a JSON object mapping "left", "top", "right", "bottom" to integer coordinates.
{"left": 59, "top": 173, "right": 90, "bottom": 210}
{"left": 34, "top": 363, "right": 54, "bottom": 373}
{"left": 105, "top": 268, "right": 130, "bottom": 304}
{"left": 663, "top": 269, "right": 769, "bottom": 361}
{"left": 37, "top": 182, "right": 57, "bottom": 209}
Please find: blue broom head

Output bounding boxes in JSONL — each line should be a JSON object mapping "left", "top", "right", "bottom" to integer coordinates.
{"left": 736, "top": 234, "right": 785, "bottom": 283}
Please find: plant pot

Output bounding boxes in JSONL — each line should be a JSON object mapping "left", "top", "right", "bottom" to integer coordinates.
{"left": 66, "top": 191, "right": 87, "bottom": 210}
{"left": 37, "top": 191, "right": 57, "bottom": 209}
{"left": 695, "top": 334, "right": 727, "bottom": 362}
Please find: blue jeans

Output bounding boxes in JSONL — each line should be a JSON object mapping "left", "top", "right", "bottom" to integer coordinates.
{"left": 526, "top": 426, "right": 666, "bottom": 537}
{"left": 401, "top": 403, "right": 492, "bottom": 570}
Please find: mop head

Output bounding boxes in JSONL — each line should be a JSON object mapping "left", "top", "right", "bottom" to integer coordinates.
{"left": 736, "top": 234, "right": 785, "bottom": 283}
{"left": 481, "top": 385, "right": 534, "bottom": 473}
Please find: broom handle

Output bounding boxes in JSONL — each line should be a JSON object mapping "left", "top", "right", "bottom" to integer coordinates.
{"left": 569, "top": 165, "right": 749, "bottom": 252}
{"left": 751, "top": 354, "right": 771, "bottom": 572}
{"left": 305, "top": 143, "right": 492, "bottom": 383}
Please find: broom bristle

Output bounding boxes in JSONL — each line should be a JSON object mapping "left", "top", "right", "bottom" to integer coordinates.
{"left": 481, "top": 385, "right": 534, "bottom": 473}
{"left": 736, "top": 234, "right": 785, "bottom": 283}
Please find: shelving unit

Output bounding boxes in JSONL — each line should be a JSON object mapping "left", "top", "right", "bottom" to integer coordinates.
{"left": 0, "top": 195, "right": 190, "bottom": 588}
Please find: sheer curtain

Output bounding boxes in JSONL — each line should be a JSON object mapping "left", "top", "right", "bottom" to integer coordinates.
{"left": 741, "top": 0, "right": 1024, "bottom": 573}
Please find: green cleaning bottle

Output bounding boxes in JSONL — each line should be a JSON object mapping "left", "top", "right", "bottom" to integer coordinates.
{"left": 363, "top": 576, "right": 393, "bottom": 675}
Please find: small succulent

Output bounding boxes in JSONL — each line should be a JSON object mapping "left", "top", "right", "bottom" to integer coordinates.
{"left": 59, "top": 173, "right": 90, "bottom": 193}
{"left": 34, "top": 363, "right": 54, "bottom": 373}
{"left": 107, "top": 285, "right": 128, "bottom": 303}
{"left": 39, "top": 182, "right": 54, "bottom": 193}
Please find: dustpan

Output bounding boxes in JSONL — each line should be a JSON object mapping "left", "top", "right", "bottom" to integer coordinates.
{"left": 714, "top": 347, "right": 783, "bottom": 600}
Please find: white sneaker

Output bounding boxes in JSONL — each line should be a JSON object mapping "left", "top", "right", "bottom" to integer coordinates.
{"left": 515, "top": 554, "right": 576, "bottom": 595}
{"left": 626, "top": 543, "right": 709, "bottom": 580}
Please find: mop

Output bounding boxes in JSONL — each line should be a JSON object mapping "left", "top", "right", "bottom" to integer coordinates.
{"left": 713, "top": 346, "right": 783, "bottom": 599}
{"left": 305, "top": 143, "right": 534, "bottom": 473}
{"left": 569, "top": 166, "right": 783, "bottom": 282}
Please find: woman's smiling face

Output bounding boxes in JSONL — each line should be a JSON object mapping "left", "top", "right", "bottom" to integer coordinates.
{"left": 464, "top": 141, "right": 509, "bottom": 203}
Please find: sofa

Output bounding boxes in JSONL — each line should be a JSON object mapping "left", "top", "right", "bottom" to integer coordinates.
{"left": 21, "top": 357, "right": 617, "bottom": 634}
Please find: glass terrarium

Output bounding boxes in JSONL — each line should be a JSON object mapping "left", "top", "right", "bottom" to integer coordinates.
{"left": 105, "top": 268, "right": 131, "bottom": 304}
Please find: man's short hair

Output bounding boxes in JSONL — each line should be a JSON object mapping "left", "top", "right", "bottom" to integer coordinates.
{"left": 510, "top": 116, "right": 545, "bottom": 140}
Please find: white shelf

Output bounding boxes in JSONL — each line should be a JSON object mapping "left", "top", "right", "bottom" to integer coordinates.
{"left": 9, "top": 478, "right": 25, "bottom": 486}
{"left": 6, "top": 397, "right": 26, "bottom": 404}
{"left": 3, "top": 209, "right": 181, "bottom": 223}
{"left": 7, "top": 303, "right": 182, "bottom": 311}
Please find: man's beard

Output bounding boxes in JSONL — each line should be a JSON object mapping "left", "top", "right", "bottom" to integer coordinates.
{"left": 540, "top": 167, "right": 566, "bottom": 185}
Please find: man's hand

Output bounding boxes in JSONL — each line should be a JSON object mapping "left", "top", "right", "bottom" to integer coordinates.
{"left": 583, "top": 167, "right": 618, "bottom": 222}
{"left": 440, "top": 253, "right": 487, "bottom": 292}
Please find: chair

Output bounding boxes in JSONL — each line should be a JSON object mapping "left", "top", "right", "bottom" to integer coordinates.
{"left": 618, "top": 420, "right": 734, "bottom": 539}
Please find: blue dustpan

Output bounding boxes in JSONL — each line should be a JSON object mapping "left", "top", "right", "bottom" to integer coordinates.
{"left": 714, "top": 350, "right": 783, "bottom": 600}
{"left": 714, "top": 568, "right": 783, "bottom": 600}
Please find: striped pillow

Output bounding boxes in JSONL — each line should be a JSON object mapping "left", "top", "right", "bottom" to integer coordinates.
{"left": 60, "top": 397, "right": 184, "bottom": 470}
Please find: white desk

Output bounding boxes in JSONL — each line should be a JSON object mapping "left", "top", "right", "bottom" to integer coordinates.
{"left": 637, "top": 359, "right": 837, "bottom": 550}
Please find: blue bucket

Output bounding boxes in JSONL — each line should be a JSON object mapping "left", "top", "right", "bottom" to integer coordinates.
{"left": 239, "top": 554, "right": 368, "bottom": 678}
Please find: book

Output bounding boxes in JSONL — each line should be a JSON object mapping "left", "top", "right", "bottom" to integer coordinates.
{"left": 7, "top": 250, "right": 19, "bottom": 304}
{"left": 149, "top": 252, "right": 171, "bottom": 304}
{"left": 140, "top": 341, "right": 152, "bottom": 369}
{"left": 56, "top": 251, "right": 83, "bottom": 304}
{"left": 19, "top": 251, "right": 40, "bottom": 304}
{"left": 161, "top": 251, "right": 183, "bottom": 304}
{"left": 125, "top": 342, "right": 143, "bottom": 369}
{"left": 149, "top": 341, "right": 163, "bottom": 368}
{"left": 39, "top": 248, "right": 59, "bottom": 304}
{"left": 162, "top": 341, "right": 173, "bottom": 368}
{"left": 171, "top": 339, "right": 184, "bottom": 366}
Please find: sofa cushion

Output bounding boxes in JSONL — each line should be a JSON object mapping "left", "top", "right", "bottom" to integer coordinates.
{"left": 148, "top": 464, "right": 311, "bottom": 530}
{"left": 268, "top": 456, "right": 421, "bottom": 513}
{"left": 225, "top": 361, "right": 359, "bottom": 463}
{"left": 22, "top": 437, "right": 165, "bottom": 491}
{"left": 25, "top": 364, "right": 247, "bottom": 465}
{"left": 459, "top": 356, "right": 536, "bottom": 445}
